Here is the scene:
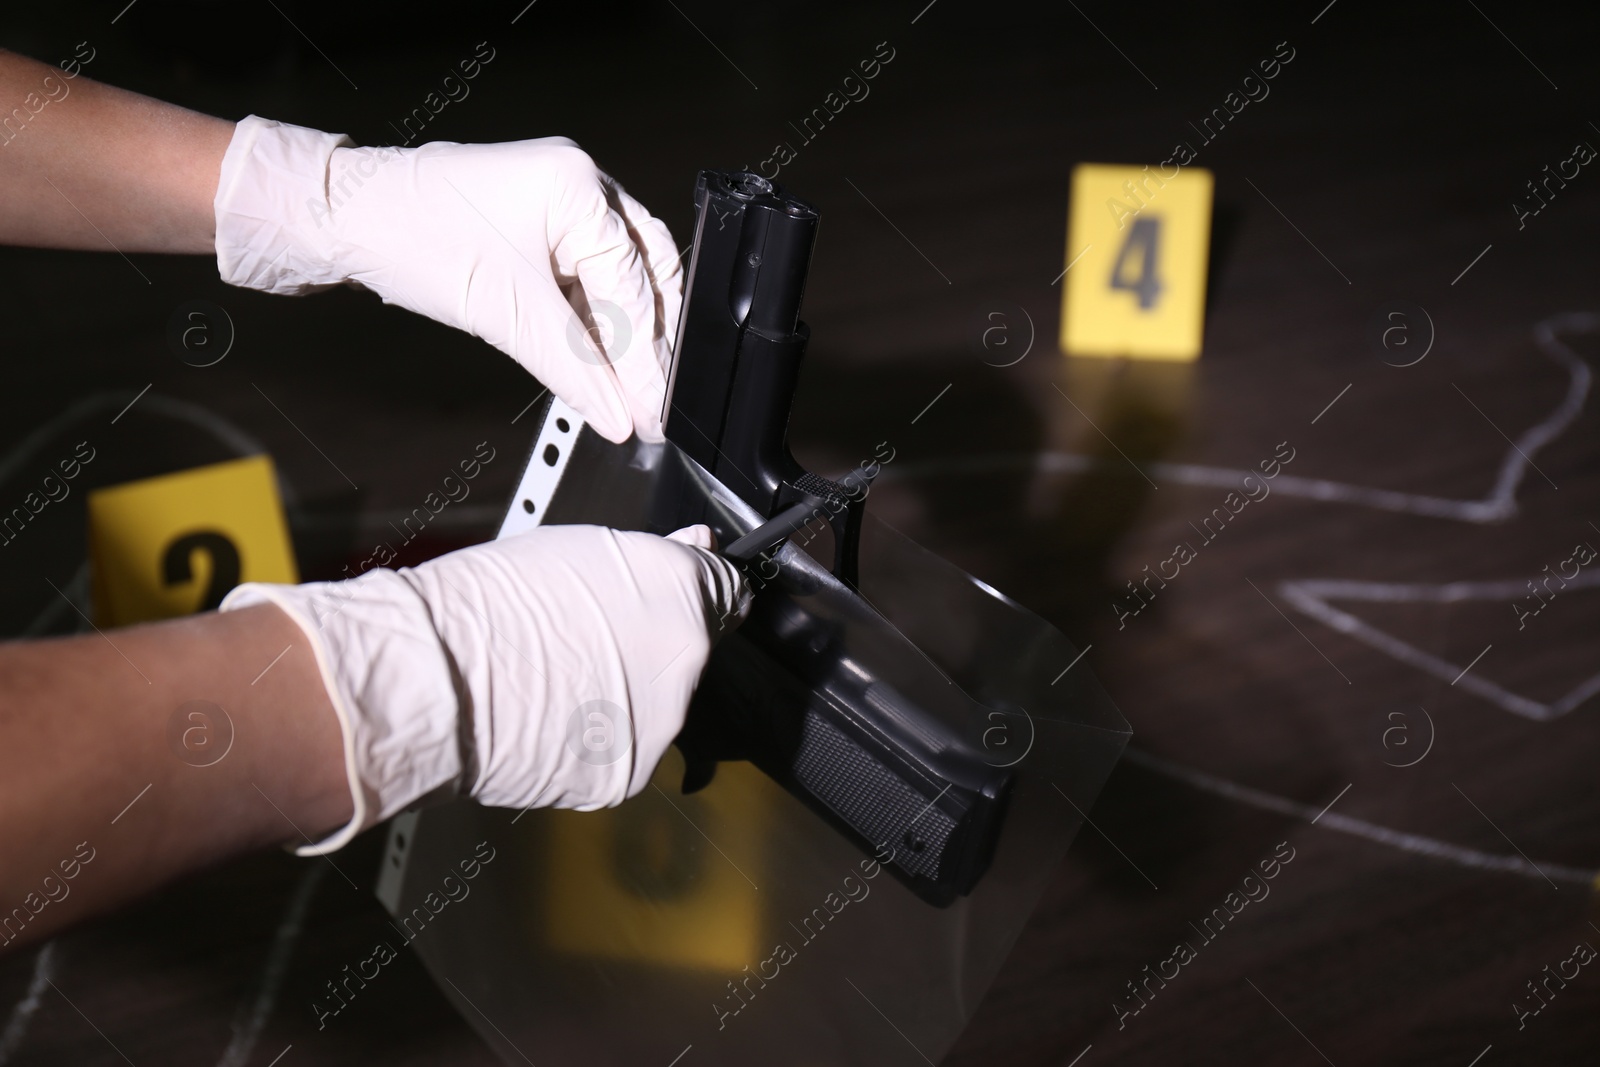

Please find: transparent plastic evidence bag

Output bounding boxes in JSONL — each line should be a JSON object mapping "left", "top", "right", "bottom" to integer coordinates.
{"left": 374, "top": 399, "right": 1130, "bottom": 1066}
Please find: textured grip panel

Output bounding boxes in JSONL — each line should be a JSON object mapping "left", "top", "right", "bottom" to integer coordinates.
{"left": 792, "top": 471, "right": 850, "bottom": 508}
{"left": 790, "top": 707, "right": 957, "bottom": 881}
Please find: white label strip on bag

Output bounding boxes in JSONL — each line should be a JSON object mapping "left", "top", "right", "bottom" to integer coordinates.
{"left": 496, "top": 394, "right": 586, "bottom": 539}
{"left": 378, "top": 393, "right": 586, "bottom": 914}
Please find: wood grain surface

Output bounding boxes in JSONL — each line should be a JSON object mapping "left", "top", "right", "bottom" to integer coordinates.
{"left": 1, "top": 3, "right": 1597, "bottom": 1064}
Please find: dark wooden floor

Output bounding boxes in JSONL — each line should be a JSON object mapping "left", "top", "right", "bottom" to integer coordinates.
{"left": 2, "top": 3, "right": 1599, "bottom": 1064}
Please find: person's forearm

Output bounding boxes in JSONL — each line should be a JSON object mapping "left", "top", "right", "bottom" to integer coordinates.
{"left": 0, "top": 48, "right": 232, "bottom": 253}
{"left": 0, "top": 603, "right": 351, "bottom": 951}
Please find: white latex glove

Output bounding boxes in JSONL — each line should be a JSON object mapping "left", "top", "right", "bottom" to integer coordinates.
{"left": 221, "top": 525, "right": 748, "bottom": 855}
{"left": 213, "top": 116, "right": 681, "bottom": 443}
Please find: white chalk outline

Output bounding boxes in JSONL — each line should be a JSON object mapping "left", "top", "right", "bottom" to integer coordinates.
{"left": 1124, "top": 748, "right": 1598, "bottom": 885}
{"left": 214, "top": 864, "right": 326, "bottom": 1067}
{"left": 1272, "top": 315, "right": 1599, "bottom": 721}
{"left": 0, "top": 943, "right": 56, "bottom": 1066}
{"left": 1279, "top": 571, "right": 1600, "bottom": 722}
{"left": 887, "top": 314, "right": 1600, "bottom": 721}
{"left": 886, "top": 313, "right": 1596, "bottom": 525}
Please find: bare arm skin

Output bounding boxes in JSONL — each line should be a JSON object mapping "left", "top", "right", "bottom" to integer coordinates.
{"left": 0, "top": 48, "right": 232, "bottom": 253}
{"left": 0, "top": 54, "right": 345, "bottom": 949}
{"left": 0, "top": 604, "right": 353, "bottom": 951}
{"left": 0, "top": 47, "right": 710, "bottom": 953}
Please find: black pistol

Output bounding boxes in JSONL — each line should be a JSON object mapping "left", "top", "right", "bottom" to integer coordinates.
{"left": 661, "top": 170, "right": 866, "bottom": 586}
{"left": 659, "top": 170, "right": 1011, "bottom": 905}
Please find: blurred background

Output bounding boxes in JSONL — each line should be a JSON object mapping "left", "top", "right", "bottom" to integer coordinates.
{"left": 1, "top": 1, "right": 1598, "bottom": 1063}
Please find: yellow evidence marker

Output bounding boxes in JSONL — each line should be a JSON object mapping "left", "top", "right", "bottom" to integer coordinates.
{"left": 88, "top": 455, "right": 298, "bottom": 627}
{"left": 540, "top": 748, "right": 764, "bottom": 971}
{"left": 1060, "top": 163, "right": 1214, "bottom": 361}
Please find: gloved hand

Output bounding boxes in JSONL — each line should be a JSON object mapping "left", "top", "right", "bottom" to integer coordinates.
{"left": 221, "top": 524, "right": 748, "bottom": 855}
{"left": 213, "top": 116, "right": 681, "bottom": 444}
